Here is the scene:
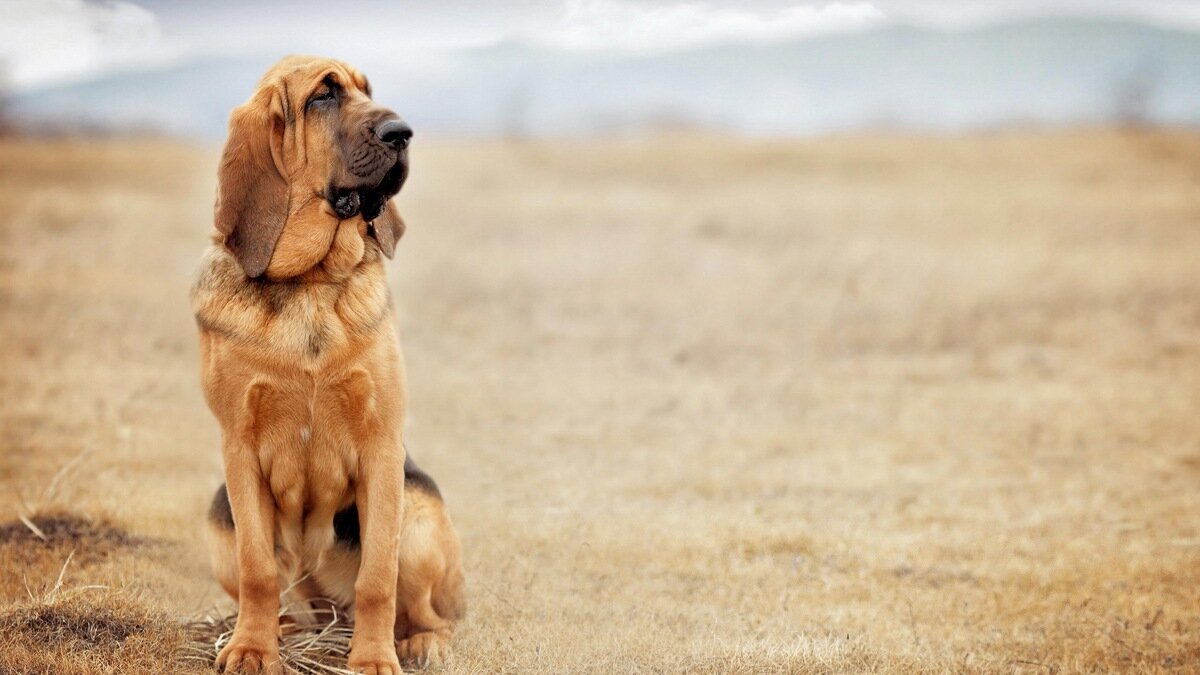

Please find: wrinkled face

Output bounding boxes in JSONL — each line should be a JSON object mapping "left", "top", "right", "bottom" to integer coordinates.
{"left": 300, "top": 63, "right": 411, "bottom": 222}
{"left": 214, "top": 55, "right": 410, "bottom": 279}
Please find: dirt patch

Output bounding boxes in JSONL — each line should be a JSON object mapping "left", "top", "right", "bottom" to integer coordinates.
{"left": 0, "top": 513, "right": 152, "bottom": 564}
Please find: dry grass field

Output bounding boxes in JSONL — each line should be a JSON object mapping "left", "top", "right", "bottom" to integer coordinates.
{"left": 0, "top": 129, "right": 1198, "bottom": 673}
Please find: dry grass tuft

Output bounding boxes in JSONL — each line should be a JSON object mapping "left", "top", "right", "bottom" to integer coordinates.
{"left": 180, "top": 605, "right": 359, "bottom": 675}
{"left": 0, "top": 592, "right": 184, "bottom": 675}
{"left": 3, "top": 601, "right": 150, "bottom": 649}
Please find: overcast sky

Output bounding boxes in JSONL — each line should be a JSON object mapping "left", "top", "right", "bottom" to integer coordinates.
{"left": 5, "top": 0, "right": 1200, "bottom": 90}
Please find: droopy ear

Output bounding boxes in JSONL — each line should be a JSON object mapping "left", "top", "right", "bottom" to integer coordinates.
{"left": 214, "top": 87, "right": 288, "bottom": 278}
{"left": 371, "top": 199, "right": 406, "bottom": 259}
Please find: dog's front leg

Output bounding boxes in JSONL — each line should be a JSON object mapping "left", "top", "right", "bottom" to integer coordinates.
{"left": 347, "top": 441, "right": 405, "bottom": 674}
{"left": 217, "top": 437, "right": 282, "bottom": 674}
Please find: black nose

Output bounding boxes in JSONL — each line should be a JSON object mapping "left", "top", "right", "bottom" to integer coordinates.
{"left": 376, "top": 119, "right": 412, "bottom": 149}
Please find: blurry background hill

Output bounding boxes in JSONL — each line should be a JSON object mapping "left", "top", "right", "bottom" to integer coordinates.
{"left": 4, "top": 3, "right": 1200, "bottom": 138}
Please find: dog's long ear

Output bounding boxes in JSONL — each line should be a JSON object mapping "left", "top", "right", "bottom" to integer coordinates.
{"left": 371, "top": 200, "right": 406, "bottom": 259}
{"left": 214, "top": 87, "right": 289, "bottom": 278}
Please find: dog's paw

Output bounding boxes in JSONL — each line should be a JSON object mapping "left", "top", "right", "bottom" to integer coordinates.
{"left": 397, "top": 631, "right": 450, "bottom": 669}
{"left": 216, "top": 633, "right": 281, "bottom": 674}
{"left": 347, "top": 640, "right": 403, "bottom": 675}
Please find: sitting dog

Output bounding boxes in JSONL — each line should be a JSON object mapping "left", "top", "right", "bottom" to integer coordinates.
{"left": 192, "top": 55, "right": 464, "bottom": 674}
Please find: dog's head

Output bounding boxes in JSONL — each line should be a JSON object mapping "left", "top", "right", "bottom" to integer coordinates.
{"left": 215, "top": 55, "right": 409, "bottom": 279}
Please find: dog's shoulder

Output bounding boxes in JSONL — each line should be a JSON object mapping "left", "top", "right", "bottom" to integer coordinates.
{"left": 190, "top": 244, "right": 273, "bottom": 336}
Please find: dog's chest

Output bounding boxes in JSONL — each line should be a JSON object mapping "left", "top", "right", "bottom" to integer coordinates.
{"left": 277, "top": 287, "right": 348, "bottom": 360}
{"left": 265, "top": 414, "right": 349, "bottom": 506}
{"left": 267, "top": 442, "right": 348, "bottom": 578}
{"left": 253, "top": 367, "right": 380, "bottom": 554}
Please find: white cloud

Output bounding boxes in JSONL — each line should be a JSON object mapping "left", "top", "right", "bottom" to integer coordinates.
{"left": 0, "top": 0, "right": 181, "bottom": 90}
{"left": 535, "top": 0, "right": 886, "bottom": 53}
{"left": 867, "top": 0, "right": 1200, "bottom": 31}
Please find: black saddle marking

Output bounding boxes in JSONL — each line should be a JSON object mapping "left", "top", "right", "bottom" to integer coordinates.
{"left": 208, "top": 483, "right": 235, "bottom": 529}
{"left": 333, "top": 454, "right": 443, "bottom": 549}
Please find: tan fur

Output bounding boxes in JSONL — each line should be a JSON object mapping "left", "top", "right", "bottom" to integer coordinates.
{"left": 193, "top": 56, "right": 463, "bottom": 675}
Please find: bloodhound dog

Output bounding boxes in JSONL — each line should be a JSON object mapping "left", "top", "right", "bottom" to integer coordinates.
{"left": 192, "top": 55, "right": 464, "bottom": 674}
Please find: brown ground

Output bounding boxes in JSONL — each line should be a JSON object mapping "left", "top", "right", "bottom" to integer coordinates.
{"left": 0, "top": 130, "right": 1198, "bottom": 673}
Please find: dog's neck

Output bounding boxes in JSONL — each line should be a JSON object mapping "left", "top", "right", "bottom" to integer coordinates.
{"left": 192, "top": 240, "right": 392, "bottom": 364}
{"left": 298, "top": 217, "right": 380, "bottom": 284}
{"left": 243, "top": 214, "right": 381, "bottom": 285}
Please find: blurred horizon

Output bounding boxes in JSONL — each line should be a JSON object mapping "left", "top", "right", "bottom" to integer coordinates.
{"left": 4, "top": 1, "right": 1200, "bottom": 138}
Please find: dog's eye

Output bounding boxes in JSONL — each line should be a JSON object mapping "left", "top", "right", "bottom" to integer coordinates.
{"left": 307, "top": 75, "right": 341, "bottom": 110}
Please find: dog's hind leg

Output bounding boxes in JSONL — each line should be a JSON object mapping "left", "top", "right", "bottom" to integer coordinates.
{"left": 395, "top": 588, "right": 456, "bottom": 668}
{"left": 393, "top": 489, "right": 465, "bottom": 668}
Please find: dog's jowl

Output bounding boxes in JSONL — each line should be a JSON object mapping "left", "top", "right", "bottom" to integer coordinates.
{"left": 192, "top": 55, "right": 464, "bottom": 675}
